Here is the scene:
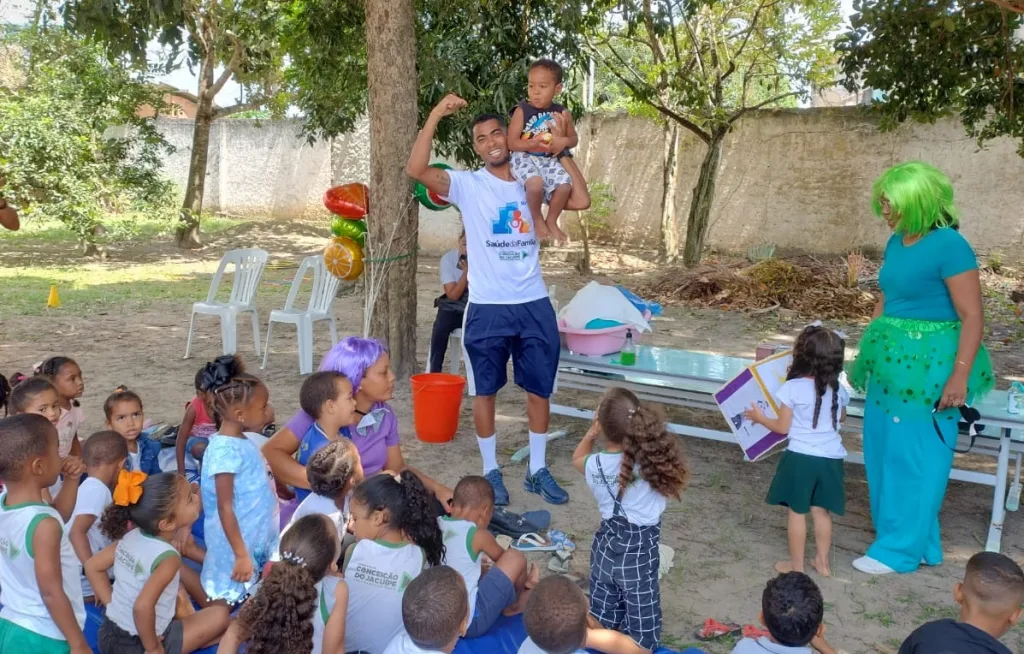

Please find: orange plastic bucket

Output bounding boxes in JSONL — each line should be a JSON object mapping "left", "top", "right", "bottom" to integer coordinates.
{"left": 410, "top": 373, "right": 466, "bottom": 443}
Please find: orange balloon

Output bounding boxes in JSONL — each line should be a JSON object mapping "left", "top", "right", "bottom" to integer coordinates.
{"left": 324, "top": 236, "right": 364, "bottom": 281}
{"left": 324, "top": 183, "right": 369, "bottom": 219}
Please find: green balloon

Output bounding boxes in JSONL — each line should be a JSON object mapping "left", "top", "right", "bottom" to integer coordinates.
{"left": 332, "top": 217, "right": 366, "bottom": 247}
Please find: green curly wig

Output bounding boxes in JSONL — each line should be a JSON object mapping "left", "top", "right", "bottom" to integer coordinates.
{"left": 871, "top": 161, "right": 959, "bottom": 236}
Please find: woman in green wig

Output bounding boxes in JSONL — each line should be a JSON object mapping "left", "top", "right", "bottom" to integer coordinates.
{"left": 849, "top": 161, "right": 995, "bottom": 575}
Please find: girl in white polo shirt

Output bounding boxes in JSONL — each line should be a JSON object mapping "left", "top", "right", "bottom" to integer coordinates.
{"left": 86, "top": 471, "right": 229, "bottom": 654}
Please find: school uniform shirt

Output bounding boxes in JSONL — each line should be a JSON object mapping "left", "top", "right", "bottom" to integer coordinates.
{"left": 344, "top": 539, "right": 426, "bottom": 654}
{"left": 442, "top": 169, "right": 547, "bottom": 305}
{"left": 730, "top": 637, "right": 812, "bottom": 654}
{"left": 518, "top": 637, "right": 587, "bottom": 654}
{"left": 898, "top": 619, "right": 1013, "bottom": 654}
{"left": 311, "top": 576, "right": 341, "bottom": 654}
{"left": 775, "top": 378, "right": 850, "bottom": 459}
{"left": 105, "top": 529, "right": 180, "bottom": 637}
{"left": 0, "top": 492, "right": 86, "bottom": 640}
{"left": 272, "top": 493, "right": 349, "bottom": 562}
{"left": 584, "top": 451, "right": 666, "bottom": 526}
{"left": 67, "top": 477, "right": 113, "bottom": 596}
{"left": 383, "top": 630, "right": 448, "bottom": 654}
{"left": 438, "top": 516, "right": 481, "bottom": 620}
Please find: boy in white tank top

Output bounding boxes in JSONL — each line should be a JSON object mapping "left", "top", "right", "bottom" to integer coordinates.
{"left": 383, "top": 566, "right": 468, "bottom": 653}
{"left": 440, "top": 476, "right": 538, "bottom": 639}
{"left": 0, "top": 414, "right": 88, "bottom": 652}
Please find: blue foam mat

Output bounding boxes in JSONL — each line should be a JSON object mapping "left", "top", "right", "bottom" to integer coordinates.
{"left": 454, "top": 614, "right": 706, "bottom": 654}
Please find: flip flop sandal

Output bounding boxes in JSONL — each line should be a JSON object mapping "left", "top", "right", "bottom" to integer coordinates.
{"left": 549, "top": 529, "right": 576, "bottom": 552}
{"left": 743, "top": 625, "right": 771, "bottom": 639}
{"left": 694, "top": 618, "right": 742, "bottom": 641}
{"left": 548, "top": 554, "right": 572, "bottom": 574}
{"left": 512, "top": 532, "right": 558, "bottom": 552}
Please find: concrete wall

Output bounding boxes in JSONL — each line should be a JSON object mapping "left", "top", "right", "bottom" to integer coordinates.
{"left": 156, "top": 109, "right": 1024, "bottom": 258}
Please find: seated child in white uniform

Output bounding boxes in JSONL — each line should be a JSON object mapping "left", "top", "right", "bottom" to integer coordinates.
{"left": 383, "top": 565, "right": 469, "bottom": 653}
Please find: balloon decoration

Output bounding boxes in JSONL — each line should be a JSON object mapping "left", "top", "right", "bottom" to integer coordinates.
{"left": 414, "top": 162, "right": 453, "bottom": 211}
{"left": 323, "top": 182, "right": 369, "bottom": 280}
{"left": 324, "top": 236, "right": 364, "bottom": 281}
{"left": 331, "top": 216, "right": 366, "bottom": 247}
{"left": 324, "top": 183, "right": 369, "bottom": 219}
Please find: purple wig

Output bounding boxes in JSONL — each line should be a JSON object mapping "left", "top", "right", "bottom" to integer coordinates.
{"left": 318, "top": 336, "right": 388, "bottom": 393}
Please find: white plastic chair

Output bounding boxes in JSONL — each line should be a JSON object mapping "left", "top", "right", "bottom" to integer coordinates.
{"left": 261, "top": 254, "right": 341, "bottom": 374}
{"left": 426, "top": 328, "right": 463, "bottom": 375}
{"left": 184, "top": 248, "right": 269, "bottom": 359}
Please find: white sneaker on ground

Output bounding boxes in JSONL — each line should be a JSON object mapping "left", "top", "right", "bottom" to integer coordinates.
{"left": 853, "top": 556, "right": 896, "bottom": 575}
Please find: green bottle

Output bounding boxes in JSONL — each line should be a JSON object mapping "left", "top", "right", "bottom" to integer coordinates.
{"left": 620, "top": 329, "right": 637, "bottom": 366}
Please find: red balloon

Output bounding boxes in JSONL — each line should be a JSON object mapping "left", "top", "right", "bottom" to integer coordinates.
{"left": 324, "top": 183, "right": 369, "bottom": 219}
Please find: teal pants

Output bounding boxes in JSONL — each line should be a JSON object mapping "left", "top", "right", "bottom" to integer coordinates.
{"left": 862, "top": 383, "right": 958, "bottom": 572}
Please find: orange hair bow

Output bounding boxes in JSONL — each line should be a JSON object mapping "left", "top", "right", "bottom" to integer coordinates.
{"left": 113, "top": 470, "right": 147, "bottom": 507}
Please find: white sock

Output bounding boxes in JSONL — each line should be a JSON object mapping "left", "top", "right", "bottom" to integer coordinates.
{"left": 529, "top": 431, "right": 547, "bottom": 475}
{"left": 478, "top": 434, "right": 498, "bottom": 474}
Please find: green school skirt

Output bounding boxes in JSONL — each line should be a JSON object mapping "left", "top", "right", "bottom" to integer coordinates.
{"left": 766, "top": 451, "right": 846, "bottom": 515}
{"left": 0, "top": 618, "right": 70, "bottom": 653}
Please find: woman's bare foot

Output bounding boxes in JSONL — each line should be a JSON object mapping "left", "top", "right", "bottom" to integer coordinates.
{"left": 810, "top": 556, "right": 831, "bottom": 577}
{"left": 775, "top": 560, "right": 804, "bottom": 574}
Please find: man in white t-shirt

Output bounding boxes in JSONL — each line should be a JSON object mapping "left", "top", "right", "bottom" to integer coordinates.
{"left": 407, "top": 93, "right": 590, "bottom": 506}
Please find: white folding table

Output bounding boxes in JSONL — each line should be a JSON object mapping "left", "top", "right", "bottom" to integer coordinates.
{"left": 551, "top": 345, "right": 1024, "bottom": 553}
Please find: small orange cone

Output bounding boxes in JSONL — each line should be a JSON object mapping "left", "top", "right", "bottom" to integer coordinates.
{"left": 47, "top": 284, "right": 60, "bottom": 308}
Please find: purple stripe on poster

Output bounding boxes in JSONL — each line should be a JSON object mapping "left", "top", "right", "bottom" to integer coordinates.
{"left": 747, "top": 432, "right": 787, "bottom": 460}
{"left": 715, "top": 368, "right": 754, "bottom": 404}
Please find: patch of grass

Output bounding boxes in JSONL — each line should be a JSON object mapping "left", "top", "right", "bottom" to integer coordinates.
{"left": 864, "top": 611, "right": 896, "bottom": 628}
{"left": 917, "top": 601, "right": 957, "bottom": 623}
{"left": 0, "top": 212, "right": 240, "bottom": 244}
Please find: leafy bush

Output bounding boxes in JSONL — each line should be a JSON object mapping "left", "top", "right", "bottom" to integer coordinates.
{"left": 0, "top": 27, "right": 175, "bottom": 250}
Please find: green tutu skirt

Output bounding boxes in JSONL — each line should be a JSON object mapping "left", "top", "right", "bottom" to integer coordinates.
{"left": 848, "top": 316, "right": 995, "bottom": 414}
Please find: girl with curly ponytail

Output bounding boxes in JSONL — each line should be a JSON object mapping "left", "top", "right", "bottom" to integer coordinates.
{"left": 571, "top": 387, "right": 690, "bottom": 653}
{"left": 745, "top": 324, "right": 849, "bottom": 578}
{"left": 342, "top": 471, "right": 445, "bottom": 653}
{"left": 87, "top": 472, "right": 229, "bottom": 653}
{"left": 222, "top": 514, "right": 349, "bottom": 654}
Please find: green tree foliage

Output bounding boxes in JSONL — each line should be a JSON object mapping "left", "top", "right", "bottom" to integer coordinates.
{"left": 838, "top": 0, "right": 1024, "bottom": 155}
{"left": 589, "top": 0, "right": 839, "bottom": 265}
{"left": 284, "top": 0, "right": 603, "bottom": 164}
{"left": 63, "top": 0, "right": 290, "bottom": 247}
{"left": 0, "top": 26, "right": 174, "bottom": 251}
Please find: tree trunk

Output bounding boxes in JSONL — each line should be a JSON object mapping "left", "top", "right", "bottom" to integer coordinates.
{"left": 364, "top": 0, "right": 419, "bottom": 377}
{"left": 176, "top": 62, "right": 215, "bottom": 249}
{"left": 682, "top": 134, "right": 724, "bottom": 267}
{"left": 659, "top": 121, "right": 680, "bottom": 263}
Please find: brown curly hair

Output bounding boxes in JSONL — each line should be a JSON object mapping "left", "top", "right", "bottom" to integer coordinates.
{"left": 238, "top": 514, "right": 340, "bottom": 654}
{"left": 597, "top": 387, "right": 689, "bottom": 499}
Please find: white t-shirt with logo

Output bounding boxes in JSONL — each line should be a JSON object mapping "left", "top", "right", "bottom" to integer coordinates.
{"left": 344, "top": 539, "right": 426, "bottom": 654}
{"left": 67, "top": 477, "right": 114, "bottom": 596}
{"left": 443, "top": 168, "right": 548, "bottom": 305}
{"left": 775, "top": 378, "right": 849, "bottom": 459}
{"left": 106, "top": 528, "right": 180, "bottom": 637}
{"left": 312, "top": 576, "right": 341, "bottom": 654}
{"left": 0, "top": 493, "right": 86, "bottom": 640}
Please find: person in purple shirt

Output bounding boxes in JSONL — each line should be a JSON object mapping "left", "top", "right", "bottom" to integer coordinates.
{"left": 264, "top": 336, "right": 453, "bottom": 517}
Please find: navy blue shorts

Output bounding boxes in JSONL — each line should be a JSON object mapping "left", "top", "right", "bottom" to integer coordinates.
{"left": 462, "top": 298, "right": 560, "bottom": 398}
{"left": 465, "top": 565, "right": 518, "bottom": 638}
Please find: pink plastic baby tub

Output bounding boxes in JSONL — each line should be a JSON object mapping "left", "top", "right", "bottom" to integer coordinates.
{"left": 558, "top": 311, "right": 650, "bottom": 357}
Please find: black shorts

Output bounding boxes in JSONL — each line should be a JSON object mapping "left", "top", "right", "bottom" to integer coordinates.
{"left": 98, "top": 616, "right": 183, "bottom": 654}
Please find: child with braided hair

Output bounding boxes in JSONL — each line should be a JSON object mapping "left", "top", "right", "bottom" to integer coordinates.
{"left": 87, "top": 471, "right": 229, "bottom": 653}
{"left": 197, "top": 356, "right": 279, "bottom": 604}
{"left": 745, "top": 325, "right": 849, "bottom": 577}
{"left": 220, "top": 514, "right": 349, "bottom": 654}
{"left": 572, "top": 387, "right": 689, "bottom": 654}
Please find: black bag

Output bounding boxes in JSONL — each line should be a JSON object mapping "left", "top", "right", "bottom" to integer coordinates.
{"left": 932, "top": 402, "right": 984, "bottom": 454}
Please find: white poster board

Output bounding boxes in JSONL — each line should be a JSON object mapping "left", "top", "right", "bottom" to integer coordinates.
{"left": 713, "top": 350, "right": 793, "bottom": 461}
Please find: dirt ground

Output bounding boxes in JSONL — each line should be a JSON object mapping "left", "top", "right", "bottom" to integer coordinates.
{"left": 2, "top": 220, "right": 1022, "bottom": 654}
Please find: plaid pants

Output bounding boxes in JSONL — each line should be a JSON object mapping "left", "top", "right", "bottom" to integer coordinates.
{"left": 589, "top": 516, "right": 662, "bottom": 650}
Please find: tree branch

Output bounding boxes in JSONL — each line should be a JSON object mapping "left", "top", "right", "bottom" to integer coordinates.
{"left": 213, "top": 93, "right": 273, "bottom": 119}
{"left": 984, "top": 0, "right": 1024, "bottom": 13}
{"left": 728, "top": 90, "right": 801, "bottom": 124}
{"left": 724, "top": 0, "right": 771, "bottom": 82}
{"left": 209, "top": 32, "right": 244, "bottom": 97}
